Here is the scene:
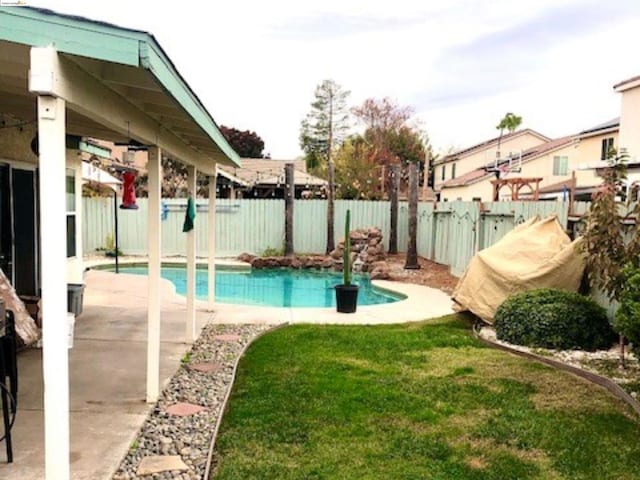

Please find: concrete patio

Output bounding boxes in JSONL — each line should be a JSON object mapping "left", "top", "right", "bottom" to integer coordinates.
{"left": 0, "top": 270, "right": 213, "bottom": 480}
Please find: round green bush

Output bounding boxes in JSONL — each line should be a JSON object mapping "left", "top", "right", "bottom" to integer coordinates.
{"left": 494, "top": 289, "right": 616, "bottom": 351}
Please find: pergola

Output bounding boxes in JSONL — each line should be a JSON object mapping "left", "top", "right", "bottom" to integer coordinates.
{"left": 491, "top": 177, "right": 543, "bottom": 201}
{"left": 0, "top": 7, "right": 239, "bottom": 479}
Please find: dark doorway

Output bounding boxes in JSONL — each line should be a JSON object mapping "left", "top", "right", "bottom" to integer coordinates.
{"left": 0, "top": 164, "right": 39, "bottom": 296}
{"left": 0, "top": 163, "right": 12, "bottom": 279}
{"left": 12, "top": 169, "right": 38, "bottom": 295}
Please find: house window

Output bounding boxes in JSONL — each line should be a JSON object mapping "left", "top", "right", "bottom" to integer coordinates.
{"left": 452, "top": 163, "right": 456, "bottom": 179}
{"left": 601, "top": 137, "right": 614, "bottom": 160}
{"left": 66, "top": 168, "right": 76, "bottom": 258}
{"left": 553, "top": 156, "right": 568, "bottom": 176}
{"left": 441, "top": 165, "right": 446, "bottom": 181}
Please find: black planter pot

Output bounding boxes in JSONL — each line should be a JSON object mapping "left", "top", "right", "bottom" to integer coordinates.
{"left": 335, "top": 284, "right": 359, "bottom": 313}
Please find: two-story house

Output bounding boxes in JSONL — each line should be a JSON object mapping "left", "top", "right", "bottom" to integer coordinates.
{"left": 433, "top": 128, "right": 550, "bottom": 199}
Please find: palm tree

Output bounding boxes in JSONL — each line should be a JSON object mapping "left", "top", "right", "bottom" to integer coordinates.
{"left": 495, "top": 112, "right": 522, "bottom": 158}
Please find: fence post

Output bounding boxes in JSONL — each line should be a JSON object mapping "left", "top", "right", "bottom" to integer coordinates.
{"left": 285, "top": 163, "right": 294, "bottom": 256}
{"left": 389, "top": 165, "right": 400, "bottom": 254}
{"left": 405, "top": 163, "right": 420, "bottom": 269}
{"left": 326, "top": 162, "right": 335, "bottom": 253}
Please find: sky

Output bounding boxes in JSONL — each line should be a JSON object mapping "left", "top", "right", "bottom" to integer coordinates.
{"left": 25, "top": 0, "right": 640, "bottom": 158}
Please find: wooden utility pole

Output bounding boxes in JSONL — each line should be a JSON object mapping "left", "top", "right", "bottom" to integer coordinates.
{"left": 405, "top": 162, "right": 420, "bottom": 269}
{"left": 285, "top": 163, "right": 295, "bottom": 256}
{"left": 389, "top": 165, "right": 400, "bottom": 254}
{"left": 327, "top": 162, "right": 335, "bottom": 253}
{"left": 326, "top": 91, "right": 335, "bottom": 254}
{"left": 422, "top": 149, "right": 430, "bottom": 200}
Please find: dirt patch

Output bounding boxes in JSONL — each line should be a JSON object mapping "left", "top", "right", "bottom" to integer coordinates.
{"left": 466, "top": 456, "right": 487, "bottom": 470}
{"left": 385, "top": 254, "right": 459, "bottom": 294}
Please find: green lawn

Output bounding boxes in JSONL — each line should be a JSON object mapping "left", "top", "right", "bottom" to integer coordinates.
{"left": 213, "top": 315, "right": 640, "bottom": 480}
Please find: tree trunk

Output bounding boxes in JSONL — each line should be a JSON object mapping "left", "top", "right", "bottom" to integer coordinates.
{"left": 405, "top": 162, "right": 420, "bottom": 269}
{"left": 620, "top": 334, "right": 626, "bottom": 370}
{"left": 285, "top": 163, "right": 294, "bottom": 256}
{"left": 327, "top": 162, "right": 335, "bottom": 253}
{"left": 389, "top": 165, "right": 400, "bottom": 254}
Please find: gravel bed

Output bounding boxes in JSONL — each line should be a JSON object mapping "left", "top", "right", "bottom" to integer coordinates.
{"left": 478, "top": 326, "right": 640, "bottom": 398}
{"left": 113, "top": 323, "right": 275, "bottom": 480}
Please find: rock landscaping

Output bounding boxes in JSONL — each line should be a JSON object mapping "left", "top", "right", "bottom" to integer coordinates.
{"left": 238, "top": 226, "right": 392, "bottom": 280}
{"left": 112, "top": 323, "right": 273, "bottom": 480}
{"left": 478, "top": 325, "right": 640, "bottom": 399}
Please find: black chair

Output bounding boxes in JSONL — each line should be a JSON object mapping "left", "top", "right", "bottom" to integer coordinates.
{"left": 0, "top": 308, "right": 17, "bottom": 463}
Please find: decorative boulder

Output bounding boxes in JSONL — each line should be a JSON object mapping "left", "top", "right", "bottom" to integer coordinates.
{"left": 237, "top": 252, "right": 256, "bottom": 264}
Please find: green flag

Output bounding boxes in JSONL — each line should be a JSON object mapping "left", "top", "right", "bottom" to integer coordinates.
{"left": 183, "top": 196, "right": 196, "bottom": 232}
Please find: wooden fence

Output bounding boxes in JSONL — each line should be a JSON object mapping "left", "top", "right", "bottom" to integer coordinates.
{"left": 83, "top": 198, "right": 575, "bottom": 276}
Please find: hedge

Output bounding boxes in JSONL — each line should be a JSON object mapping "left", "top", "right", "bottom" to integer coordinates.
{"left": 494, "top": 289, "right": 616, "bottom": 351}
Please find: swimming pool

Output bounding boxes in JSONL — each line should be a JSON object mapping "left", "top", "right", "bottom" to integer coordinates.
{"left": 113, "top": 265, "right": 404, "bottom": 308}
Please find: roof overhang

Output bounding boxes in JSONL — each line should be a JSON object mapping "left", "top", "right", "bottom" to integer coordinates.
{"left": 0, "top": 7, "right": 240, "bottom": 173}
{"left": 614, "top": 75, "right": 640, "bottom": 93}
{"left": 81, "top": 161, "right": 121, "bottom": 191}
{"left": 216, "top": 167, "right": 250, "bottom": 187}
{"left": 436, "top": 129, "right": 551, "bottom": 165}
{"left": 578, "top": 126, "right": 619, "bottom": 140}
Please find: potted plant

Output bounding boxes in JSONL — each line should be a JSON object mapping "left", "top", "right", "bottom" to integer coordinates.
{"left": 335, "top": 209, "right": 359, "bottom": 313}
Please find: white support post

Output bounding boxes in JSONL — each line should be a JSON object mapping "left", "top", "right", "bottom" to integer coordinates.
{"left": 146, "top": 146, "right": 162, "bottom": 403}
{"left": 186, "top": 165, "right": 197, "bottom": 341}
{"left": 208, "top": 170, "right": 217, "bottom": 309}
{"left": 37, "top": 95, "right": 70, "bottom": 480}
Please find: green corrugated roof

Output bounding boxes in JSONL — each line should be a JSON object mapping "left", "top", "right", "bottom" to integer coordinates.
{"left": 0, "top": 6, "right": 240, "bottom": 167}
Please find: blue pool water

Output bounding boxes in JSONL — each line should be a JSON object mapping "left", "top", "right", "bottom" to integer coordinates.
{"left": 114, "top": 266, "right": 404, "bottom": 308}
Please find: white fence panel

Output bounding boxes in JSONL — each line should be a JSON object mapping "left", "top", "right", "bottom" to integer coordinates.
{"left": 294, "top": 200, "right": 327, "bottom": 254}
{"left": 83, "top": 198, "right": 575, "bottom": 263}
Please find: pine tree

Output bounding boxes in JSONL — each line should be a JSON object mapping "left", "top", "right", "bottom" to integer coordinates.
{"left": 299, "top": 80, "right": 350, "bottom": 252}
{"left": 299, "top": 80, "right": 351, "bottom": 173}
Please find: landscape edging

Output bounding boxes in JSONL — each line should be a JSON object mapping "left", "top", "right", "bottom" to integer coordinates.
{"left": 202, "top": 322, "right": 290, "bottom": 479}
{"left": 473, "top": 328, "right": 640, "bottom": 417}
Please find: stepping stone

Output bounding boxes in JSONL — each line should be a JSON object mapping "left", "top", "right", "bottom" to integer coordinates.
{"left": 166, "top": 402, "right": 207, "bottom": 416}
{"left": 189, "top": 362, "right": 223, "bottom": 373}
{"left": 137, "top": 455, "right": 189, "bottom": 475}
{"left": 214, "top": 334, "right": 241, "bottom": 342}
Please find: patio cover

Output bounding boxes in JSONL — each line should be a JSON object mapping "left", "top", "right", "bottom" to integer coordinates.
{"left": 452, "top": 215, "right": 585, "bottom": 323}
{"left": 81, "top": 161, "right": 122, "bottom": 191}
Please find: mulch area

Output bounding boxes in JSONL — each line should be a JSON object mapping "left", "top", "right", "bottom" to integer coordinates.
{"left": 384, "top": 254, "right": 459, "bottom": 294}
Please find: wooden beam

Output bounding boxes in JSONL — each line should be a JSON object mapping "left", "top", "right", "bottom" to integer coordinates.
{"left": 69, "top": 55, "right": 162, "bottom": 92}
{"left": 208, "top": 171, "right": 216, "bottom": 309}
{"left": 37, "top": 95, "right": 70, "bottom": 480}
{"left": 146, "top": 145, "right": 162, "bottom": 402}
{"left": 29, "top": 47, "right": 224, "bottom": 173}
{"left": 186, "top": 166, "right": 197, "bottom": 342}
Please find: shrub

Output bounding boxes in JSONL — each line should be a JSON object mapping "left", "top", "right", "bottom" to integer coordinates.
{"left": 494, "top": 289, "right": 616, "bottom": 351}
{"left": 615, "top": 266, "right": 640, "bottom": 358}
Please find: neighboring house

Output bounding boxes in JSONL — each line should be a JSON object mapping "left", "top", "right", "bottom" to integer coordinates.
{"left": 438, "top": 118, "right": 622, "bottom": 202}
{"left": 218, "top": 158, "right": 328, "bottom": 198}
{"left": 439, "top": 136, "right": 577, "bottom": 201}
{"left": 433, "top": 128, "right": 551, "bottom": 194}
{"left": 616, "top": 75, "right": 640, "bottom": 164}
{"left": 536, "top": 118, "right": 619, "bottom": 200}
{"left": 0, "top": 7, "right": 239, "bottom": 479}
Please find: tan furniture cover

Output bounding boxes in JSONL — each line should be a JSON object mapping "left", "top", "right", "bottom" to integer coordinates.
{"left": 0, "top": 267, "right": 40, "bottom": 345}
{"left": 452, "top": 215, "right": 585, "bottom": 323}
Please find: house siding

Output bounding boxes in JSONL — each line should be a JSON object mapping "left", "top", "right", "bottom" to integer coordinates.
{"left": 620, "top": 86, "right": 640, "bottom": 163}
{"left": 434, "top": 132, "right": 548, "bottom": 191}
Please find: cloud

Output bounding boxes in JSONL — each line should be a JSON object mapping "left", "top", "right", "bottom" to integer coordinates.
{"left": 415, "top": 0, "right": 640, "bottom": 110}
{"left": 270, "top": 12, "right": 431, "bottom": 40}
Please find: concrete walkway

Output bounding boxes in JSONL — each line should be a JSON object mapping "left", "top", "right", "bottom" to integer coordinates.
{"left": 209, "top": 280, "right": 454, "bottom": 325}
{"left": 0, "top": 271, "right": 213, "bottom": 480}
{"left": 0, "top": 268, "right": 452, "bottom": 479}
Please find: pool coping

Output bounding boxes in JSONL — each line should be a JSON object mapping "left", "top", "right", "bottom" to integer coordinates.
{"left": 84, "top": 256, "right": 454, "bottom": 325}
